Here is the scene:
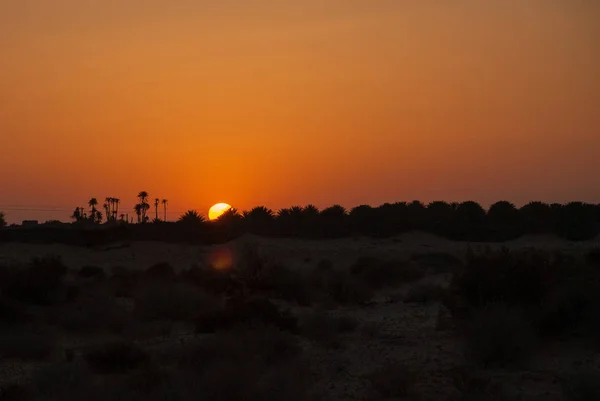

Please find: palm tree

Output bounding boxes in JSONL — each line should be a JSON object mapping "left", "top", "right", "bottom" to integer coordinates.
{"left": 113, "top": 198, "right": 120, "bottom": 221}
{"left": 349, "top": 205, "right": 375, "bottom": 235}
{"left": 320, "top": 205, "right": 348, "bottom": 238}
{"left": 103, "top": 201, "right": 110, "bottom": 222}
{"left": 95, "top": 210, "right": 103, "bottom": 224}
{"left": 161, "top": 199, "right": 168, "bottom": 221}
{"left": 134, "top": 204, "right": 143, "bottom": 223}
{"left": 178, "top": 210, "right": 206, "bottom": 225}
{"left": 88, "top": 198, "right": 98, "bottom": 222}
{"left": 407, "top": 200, "right": 426, "bottom": 230}
{"left": 454, "top": 201, "right": 487, "bottom": 240}
{"left": 519, "top": 201, "right": 552, "bottom": 234}
{"left": 426, "top": 201, "right": 454, "bottom": 235}
{"left": 243, "top": 206, "right": 274, "bottom": 234}
{"left": 487, "top": 201, "right": 520, "bottom": 240}
{"left": 137, "top": 191, "right": 150, "bottom": 223}
{"left": 154, "top": 198, "right": 160, "bottom": 221}
{"left": 71, "top": 207, "right": 83, "bottom": 223}
{"left": 0, "top": 211, "right": 6, "bottom": 228}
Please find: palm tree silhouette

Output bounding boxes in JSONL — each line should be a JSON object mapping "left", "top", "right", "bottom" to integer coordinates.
{"left": 178, "top": 210, "right": 206, "bottom": 224}
{"left": 113, "top": 198, "right": 120, "bottom": 221}
{"left": 154, "top": 198, "right": 160, "bottom": 221}
{"left": 487, "top": 201, "right": 520, "bottom": 240}
{"left": 134, "top": 203, "right": 143, "bottom": 223}
{"left": 454, "top": 201, "right": 487, "bottom": 240}
{"left": 426, "top": 201, "right": 454, "bottom": 235}
{"left": 88, "top": 198, "right": 98, "bottom": 223}
{"left": 103, "top": 201, "right": 110, "bottom": 222}
{"left": 243, "top": 206, "right": 274, "bottom": 234}
{"left": 519, "top": 201, "right": 551, "bottom": 234}
{"left": 137, "top": 191, "right": 150, "bottom": 223}
{"left": 71, "top": 207, "right": 83, "bottom": 223}
{"left": 0, "top": 211, "right": 6, "bottom": 228}
{"left": 161, "top": 199, "right": 168, "bottom": 221}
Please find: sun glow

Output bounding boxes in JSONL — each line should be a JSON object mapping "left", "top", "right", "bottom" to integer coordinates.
{"left": 209, "top": 203, "right": 232, "bottom": 220}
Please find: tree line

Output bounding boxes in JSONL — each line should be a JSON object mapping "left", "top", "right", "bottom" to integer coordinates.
{"left": 183, "top": 200, "right": 600, "bottom": 242}
{"left": 1, "top": 199, "right": 599, "bottom": 242}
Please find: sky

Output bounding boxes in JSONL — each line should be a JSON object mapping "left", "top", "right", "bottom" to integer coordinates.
{"left": 1, "top": 0, "right": 599, "bottom": 223}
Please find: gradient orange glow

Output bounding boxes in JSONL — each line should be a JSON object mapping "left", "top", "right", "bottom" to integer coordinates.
{"left": 209, "top": 203, "right": 232, "bottom": 221}
{"left": 0, "top": 1, "right": 599, "bottom": 223}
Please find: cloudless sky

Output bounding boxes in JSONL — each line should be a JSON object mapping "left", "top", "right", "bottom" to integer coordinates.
{"left": 1, "top": 0, "right": 599, "bottom": 223}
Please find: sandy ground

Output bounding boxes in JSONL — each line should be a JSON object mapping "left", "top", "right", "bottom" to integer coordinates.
{"left": 1, "top": 232, "right": 598, "bottom": 273}
{"left": 1, "top": 233, "right": 599, "bottom": 400}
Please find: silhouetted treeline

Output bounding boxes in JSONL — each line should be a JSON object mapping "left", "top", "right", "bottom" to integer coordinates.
{"left": 1, "top": 201, "right": 599, "bottom": 245}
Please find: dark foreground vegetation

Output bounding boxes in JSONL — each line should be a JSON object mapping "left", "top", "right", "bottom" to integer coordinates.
{"left": 2, "top": 200, "right": 600, "bottom": 245}
{"left": 1, "top": 245, "right": 600, "bottom": 400}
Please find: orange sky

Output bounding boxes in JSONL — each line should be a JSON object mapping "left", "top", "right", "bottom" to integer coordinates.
{"left": 1, "top": 1, "right": 599, "bottom": 223}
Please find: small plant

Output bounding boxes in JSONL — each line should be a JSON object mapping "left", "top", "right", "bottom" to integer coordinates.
{"left": 84, "top": 340, "right": 149, "bottom": 374}
{"left": 465, "top": 304, "right": 538, "bottom": 368}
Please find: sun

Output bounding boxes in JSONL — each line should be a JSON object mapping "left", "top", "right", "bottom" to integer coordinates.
{"left": 209, "top": 203, "right": 232, "bottom": 220}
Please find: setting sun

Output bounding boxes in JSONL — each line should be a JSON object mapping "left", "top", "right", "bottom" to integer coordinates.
{"left": 209, "top": 203, "right": 232, "bottom": 221}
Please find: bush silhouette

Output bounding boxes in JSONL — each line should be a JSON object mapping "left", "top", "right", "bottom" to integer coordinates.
{"left": 0, "top": 257, "right": 69, "bottom": 305}
{"left": 84, "top": 340, "right": 150, "bottom": 374}
{"left": 465, "top": 303, "right": 538, "bottom": 368}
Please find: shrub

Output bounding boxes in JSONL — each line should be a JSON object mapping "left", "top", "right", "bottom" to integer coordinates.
{"left": 251, "top": 264, "right": 314, "bottom": 306}
{"left": 587, "top": 248, "right": 600, "bottom": 268}
{"left": 563, "top": 370, "right": 600, "bottom": 401}
{"left": 109, "top": 266, "right": 141, "bottom": 298}
{"left": 0, "top": 257, "right": 69, "bottom": 305}
{"left": 404, "top": 283, "right": 446, "bottom": 304}
{"left": 448, "top": 249, "right": 572, "bottom": 313}
{"left": 368, "top": 362, "right": 417, "bottom": 398}
{"left": 143, "top": 262, "right": 176, "bottom": 281}
{"left": 78, "top": 265, "right": 106, "bottom": 279}
{"left": 349, "top": 256, "right": 423, "bottom": 290}
{"left": 134, "top": 283, "right": 221, "bottom": 322}
{"left": 0, "top": 382, "right": 30, "bottom": 401}
{"left": 195, "top": 297, "right": 297, "bottom": 334}
{"left": 410, "top": 252, "right": 463, "bottom": 273}
{"left": 299, "top": 310, "right": 359, "bottom": 347}
{"left": 179, "top": 265, "right": 239, "bottom": 295}
{"left": 326, "top": 270, "right": 374, "bottom": 305}
{"left": 45, "top": 294, "right": 129, "bottom": 334}
{"left": 0, "top": 296, "right": 29, "bottom": 325}
{"left": 84, "top": 340, "right": 150, "bottom": 374}
{"left": 464, "top": 304, "right": 538, "bottom": 368}
{"left": 0, "top": 328, "right": 56, "bottom": 360}
{"left": 449, "top": 367, "right": 512, "bottom": 401}
{"left": 30, "top": 360, "right": 95, "bottom": 400}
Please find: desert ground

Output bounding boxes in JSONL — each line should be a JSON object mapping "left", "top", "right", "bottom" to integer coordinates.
{"left": 1, "top": 233, "right": 599, "bottom": 400}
